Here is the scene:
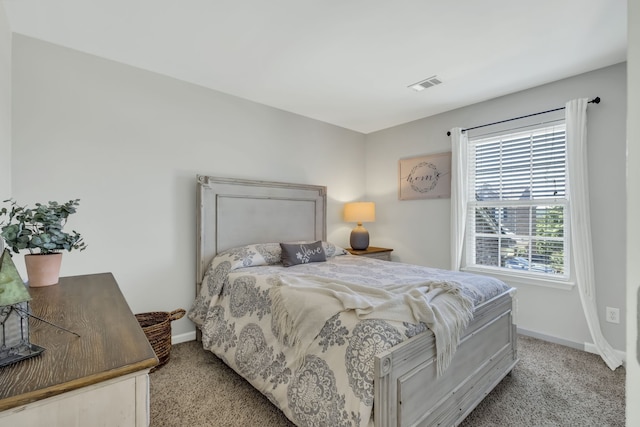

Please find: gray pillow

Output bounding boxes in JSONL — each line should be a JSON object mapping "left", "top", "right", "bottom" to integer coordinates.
{"left": 280, "top": 241, "right": 327, "bottom": 267}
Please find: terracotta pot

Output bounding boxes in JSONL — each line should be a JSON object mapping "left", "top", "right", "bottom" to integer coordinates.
{"left": 24, "top": 253, "right": 63, "bottom": 287}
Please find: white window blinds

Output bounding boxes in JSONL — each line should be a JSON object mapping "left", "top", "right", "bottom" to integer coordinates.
{"left": 466, "top": 123, "right": 569, "bottom": 278}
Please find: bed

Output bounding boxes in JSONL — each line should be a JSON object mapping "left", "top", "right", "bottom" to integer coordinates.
{"left": 189, "top": 176, "right": 518, "bottom": 427}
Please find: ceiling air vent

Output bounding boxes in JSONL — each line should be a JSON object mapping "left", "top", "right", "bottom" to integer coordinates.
{"left": 408, "top": 76, "right": 442, "bottom": 92}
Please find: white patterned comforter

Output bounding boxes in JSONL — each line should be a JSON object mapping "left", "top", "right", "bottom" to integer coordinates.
{"left": 188, "top": 243, "right": 510, "bottom": 427}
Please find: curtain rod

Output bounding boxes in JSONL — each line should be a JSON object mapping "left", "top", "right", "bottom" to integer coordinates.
{"left": 446, "top": 97, "right": 600, "bottom": 136}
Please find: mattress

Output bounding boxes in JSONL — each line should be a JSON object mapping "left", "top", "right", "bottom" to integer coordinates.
{"left": 188, "top": 243, "right": 510, "bottom": 427}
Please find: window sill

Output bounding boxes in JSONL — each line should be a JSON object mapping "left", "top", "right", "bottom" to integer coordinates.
{"left": 461, "top": 266, "right": 575, "bottom": 290}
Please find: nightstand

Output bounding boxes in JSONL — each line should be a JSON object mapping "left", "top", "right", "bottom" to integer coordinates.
{"left": 346, "top": 246, "right": 393, "bottom": 261}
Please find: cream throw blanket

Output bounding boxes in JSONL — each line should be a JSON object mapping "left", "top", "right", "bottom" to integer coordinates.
{"left": 269, "top": 275, "right": 474, "bottom": 375}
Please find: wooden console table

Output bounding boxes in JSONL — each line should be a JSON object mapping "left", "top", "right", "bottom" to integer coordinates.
{"left": 0, "top": 273, "right": 158, "bottom": 426}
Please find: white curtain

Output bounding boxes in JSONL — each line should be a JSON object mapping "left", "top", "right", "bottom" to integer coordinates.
{"left": 566, "top": 98, "right": 622, "bottom": 370}
{"left": 449, "top": 128, "right": 468, "bottom": 271}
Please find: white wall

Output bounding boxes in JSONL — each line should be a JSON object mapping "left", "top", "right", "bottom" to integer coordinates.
{"left": 11, "top": 35, "right": 366, "bottom": 338}
{"left": 365, "top": 63, "right": 627, "bottom": 352}
{"left": 8, "top": 18, "right": 635, "bottom": 418}
{"left": 627, "top": 0, "right": 639, "bottom": 423}
{"left": 0, "top": 4, "right": 10, "bottom": 200}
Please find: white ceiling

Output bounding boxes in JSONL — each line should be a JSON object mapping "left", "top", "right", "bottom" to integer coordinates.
{"left": 2, "top": 0, "right": 627, "bottom": 134}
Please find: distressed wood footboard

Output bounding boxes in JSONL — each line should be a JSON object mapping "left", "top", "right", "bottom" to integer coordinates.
{"left": 374, "top": 290, "right": 518, "bottom": 427}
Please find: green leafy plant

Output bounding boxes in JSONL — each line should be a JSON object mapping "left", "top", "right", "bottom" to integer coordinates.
{"left": 0, "top": 199, "right": 87, "bottom": 255}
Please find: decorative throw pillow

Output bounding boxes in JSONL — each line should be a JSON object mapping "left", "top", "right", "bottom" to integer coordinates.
{"left": 322, "top": 241, "right": 348, "bottom": 257}
{"left": 216, "top": 243, "right": 282, "bottom": 269}
{"left": 280, "top": 241, "right": 327, "bottom": 267}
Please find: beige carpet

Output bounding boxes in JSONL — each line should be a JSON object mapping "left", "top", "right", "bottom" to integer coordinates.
{"left": 149, "top": 335, "right": 625, "bottom": 426}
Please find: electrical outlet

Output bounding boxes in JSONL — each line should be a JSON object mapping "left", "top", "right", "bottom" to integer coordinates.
{"left": 606, "top": 307, "right": 620, "bottom": 324}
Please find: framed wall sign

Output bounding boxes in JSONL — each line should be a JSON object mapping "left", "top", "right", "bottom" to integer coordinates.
{"left": 398, "top": 152, "right": 452, "bottom": 200}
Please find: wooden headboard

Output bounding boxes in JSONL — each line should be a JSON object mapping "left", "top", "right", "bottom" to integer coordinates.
{"left": 196, "top": 175, "right": 327, "bottom": 290}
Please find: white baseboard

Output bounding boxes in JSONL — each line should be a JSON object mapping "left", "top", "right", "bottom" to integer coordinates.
{"left": 518, "top": 328, "right": 626, "bottom": 366}
{"left": 584, "top": 342, "right": 627, "bottom": 366}
{"left": 517, "top": 328, "right": 584, "bottom": 350}
{"left": 171, "top": 330, "right": 196, "bottom": 345}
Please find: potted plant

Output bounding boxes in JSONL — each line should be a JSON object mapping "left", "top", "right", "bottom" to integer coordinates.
{"left": 0, "top": 199, "right": 87, "bottom": 287}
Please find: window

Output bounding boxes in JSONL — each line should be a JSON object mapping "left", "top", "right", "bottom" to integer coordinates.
{"left": 465, "top": 123, "right": 569, "bottom": 280}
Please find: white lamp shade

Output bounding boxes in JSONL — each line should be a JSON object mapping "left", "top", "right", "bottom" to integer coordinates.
{"left": 344, "top": 202, "right": 375, "bottom": 223}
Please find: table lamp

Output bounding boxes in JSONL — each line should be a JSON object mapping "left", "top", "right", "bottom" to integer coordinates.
{"left": 344, "top": 202, "right": 375, "bottom": 250}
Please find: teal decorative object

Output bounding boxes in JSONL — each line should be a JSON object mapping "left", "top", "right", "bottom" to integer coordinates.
{"left": 0, "top": 249, "right": 31, "bottom": 305}
{"left": 0, "top": 249, "right": 44, "bottom": 367}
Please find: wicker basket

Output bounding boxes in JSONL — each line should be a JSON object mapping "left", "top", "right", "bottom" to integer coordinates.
{"left": 135, "top": 308, "right": 185, "bottom": 372}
